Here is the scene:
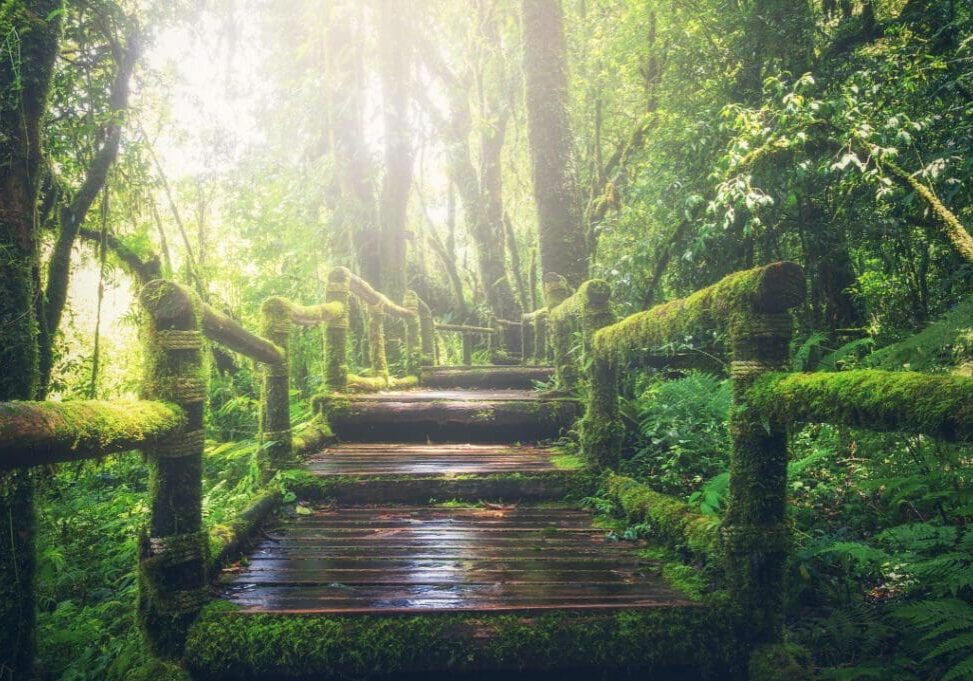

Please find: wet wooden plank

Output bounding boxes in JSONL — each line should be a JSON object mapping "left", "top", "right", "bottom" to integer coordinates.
{"left": 220, "top": 506, "right": 686, "bottom": 614}
{"left": 305, "top": 443, "right": 568, "bottom": 477}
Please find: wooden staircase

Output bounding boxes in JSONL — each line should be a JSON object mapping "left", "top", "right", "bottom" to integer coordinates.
{"left": 187, "top": 368, "right": 718, "bottom": 679}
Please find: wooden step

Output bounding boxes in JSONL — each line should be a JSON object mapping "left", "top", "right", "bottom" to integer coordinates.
{"left": 420, "top": 365, "right": 554, "bottom": 389}
{"left": 189, "top": 505, "right": 720, "bottom": 679}
{"left": 315, "top": 390, "right": 577, "bottom": 443}
{"left": 218, "top": 505, "right": 688, "bottom": 613}
{"left": 295, "top": 443, "right": 585, "bottom": 503}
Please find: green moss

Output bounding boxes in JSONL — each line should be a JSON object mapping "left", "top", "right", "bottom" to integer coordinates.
{"left": 550, "top": 452, "right": 584, "bottom": 470}
{"left": 635, "top": 547, "right": 709, "bottom": 601}
{"left": 592, "top": 261, "right": 804, "bottom": 364}
{"left": 605, "top": 474, "right": 720, "bottom": 558}
{"left": 0, "top": 399, "right": 186, "bottom": 468}
{"left": 747, "top": 369, "right": 973, "bottom": 441}
{"left": 185, "top": 601, "right": 735, "bottom": 679}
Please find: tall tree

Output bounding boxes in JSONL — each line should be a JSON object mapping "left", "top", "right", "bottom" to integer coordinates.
{"left": 0, "top": 2, "right": 63, "bottom": 674}
{"left": 520, "top": 0, "right": 588, "bottom": 287}
{"left": 419, "top": 0, "right": 521, "bottom": 321}
{"left": 376, "top": 1, "right": 414, "bottom": 302}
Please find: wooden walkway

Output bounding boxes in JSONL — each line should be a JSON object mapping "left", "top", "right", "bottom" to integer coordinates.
{"left": 208, "top": 380, "right": 699, "bottom": 677}
{"left": 221, "top": 505, "right": 687, "bottom": 614}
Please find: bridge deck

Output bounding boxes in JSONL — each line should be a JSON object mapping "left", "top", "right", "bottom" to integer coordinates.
{"left": 220, "top": 505, "right": 689, "bottom": 614}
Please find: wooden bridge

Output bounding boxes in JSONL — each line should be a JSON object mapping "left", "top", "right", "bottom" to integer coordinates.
{"left": 4, "top": 263, "right": 973, "bottom": 680}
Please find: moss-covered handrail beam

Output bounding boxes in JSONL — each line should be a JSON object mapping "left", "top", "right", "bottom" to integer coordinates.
{"left": 747, "top": 370, "right": 973, "bottom": 442}
{"left": 338, "top": 266, "right": 416, "bottom": 319}
{"left": 200, "top": 304, "right": 284, "bottom": 365}
{"left": 0, "top": 400, "right": 186, "bottom": 470}
{"left": 592, "top": 261, "right": 805, "bottom": 362}
{"left": 434, "top": 322, "right": 497, "bottom": 334}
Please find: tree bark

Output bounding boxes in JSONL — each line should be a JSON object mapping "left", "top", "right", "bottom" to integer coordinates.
{"left": 376, "top": 1, "right": 413, "bottom": 302}
{"left": 520, "top": 0, "right": 588, "bottom": 287}
{"left": 0, "top": 4, "right": 63, "bottom": 676}
{"left": 39, "top": 30, "right": 139, "bottom": 395}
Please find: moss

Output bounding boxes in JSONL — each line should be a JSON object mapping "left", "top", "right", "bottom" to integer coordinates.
{"left": 367, "top": 304, "right": 390, "bottom": 381}
{"left": 748, "top": 643, "right": 814, "bottom": 681}
{"left": 259, "top": 297, "right": 294, "bottom": 479}
{"left": 605, "top": 474, "right": 720, "bottom": 558}
{"left": 185, "top": 601, "right": 735, "bottom": 679}
{"left": 0, "top": 399, "right": 186, "bottom": 468}
{"left": 325, "top": 268, "right": 351, "bottom": 392}
{"left": 344, "top": 373, "right": 389, "bottom": 392}
{"left": 291, "top": 416, "right": 333, "bottom": 456}
{"left": 592, "top": 261, "right": 804, "bottom": 364}
{"left": 634, "top": 547, "right": 709, "bottom": 601}
{"left": 549, "top": 452, "right": 584, "bottom": 470}
{"left": 139, "top": 280, "right": 209, "bottom": 657}
{"left": 747, "top": 369, "right": 973, "bottom": 441}
{"left": 403, "top": 290, "right": 422, "bottom": 373}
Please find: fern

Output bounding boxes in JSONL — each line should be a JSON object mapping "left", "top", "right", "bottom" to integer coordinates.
{"left": 895, "top": 598, "right": 973, "bottom": 681}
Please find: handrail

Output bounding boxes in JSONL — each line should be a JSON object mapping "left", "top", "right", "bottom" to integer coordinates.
{"left": 337, "top": 266, "right": 416, "bottom": 319}
{"left": 434, "top": 322, "right": 497, "bottom": 334}
{"left": 0, "top": 399, "right": 186, "bottom": 470}
{"left": 747, "top": 369, "right": 973, "bottom": 442}
{"left": 202, "top": 303, "right": 284, "bottom": 365}
{"left": 571, "top": 261, "right": 806, "bottom": 657}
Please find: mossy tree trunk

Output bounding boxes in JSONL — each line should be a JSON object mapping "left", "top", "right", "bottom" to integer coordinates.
{"left": 0, "top": 4, "right": 62, "bottom": 675}
{"left": 520, "top": 0, "right": 589, "bottom": 288}
{"left": 139, "top": 280, "right": 209, "bottom": 657}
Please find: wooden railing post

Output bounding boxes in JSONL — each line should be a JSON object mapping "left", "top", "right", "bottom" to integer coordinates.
{"left": 139, "top": 280, "right": 208, "bottom": 657}
{"left": 534, "top": 310, "right": 549, "bottom": 364}
{"left": 462, "top": 333, "right": 473, "bottom": 366}
{"left": 576, "top": 280, "right": 620, "bottom": 469}
{"left": 417, "top": 298, "right": 435, "bottom": 366}
{"left": 725, "top": 311, "right": 794, "bottom": 652}
{"left": 368, "top": 304, "right": 389, "bottom": 382}
{"left": 260, "top": 298, "right": 294, "bottom": 478}
{"left": 521, "top": 313, "right": 535, "bottom": 364}
{"left": 544, "top": 272, "right": 574, "bottom": 388}
{"left": 404, "top": 290, "right": 421, "bottom": 373}
{"left": 325, "top": 268, "right": 350, "bottom": 392}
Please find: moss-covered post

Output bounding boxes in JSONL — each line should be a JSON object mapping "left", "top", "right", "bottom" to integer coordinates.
{"left": 325, "top": 268, "right": 350, "bottom": 392}
{"left": 417, "top": 297, "right": 435, "bottom": 366}
{"left": 577, "top": 280, "right": 621, "bottom": 469}
{"left": 534, "top": 310, "right": 549, "bottom": 364}
{"left": 521, "top": 313, "right": 535, "bottom": 364}
{"left": 404, "top": 290, "right": 421, "bottom": 374}
{"left": 462, "top": 333, "right": 473, "bottom": 366}
{"left": 260, "top": 298, "right": 294, "bottom": 478}
{"left": 544, "top": 272, "right": 575, "bottom": 388}
{"left": 724, "top": 310, "right": 794, "bottom": 655}
{"left": 139, "top": 280, "right": 209, "bottom": 657}
{"left": 368, "top": 303, "right": 389, "bottom": 383}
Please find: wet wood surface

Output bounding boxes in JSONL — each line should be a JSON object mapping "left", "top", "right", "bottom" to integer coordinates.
{"left": 419, "top": 366, "right": 555, "bottom": 390}
{"left": 306, "top": 444, "right": 566, "bottom": 476}
{"left": 220, "top": 505, "right": 689, "bottom": 613}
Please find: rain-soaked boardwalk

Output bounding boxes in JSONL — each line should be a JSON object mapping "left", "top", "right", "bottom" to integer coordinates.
{"left": 220, "top": 505, "right": 689, "bottom": 614}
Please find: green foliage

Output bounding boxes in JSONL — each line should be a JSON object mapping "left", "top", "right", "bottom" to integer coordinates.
{"left": 624, "top": 372, "right": 731, "bottom": 495}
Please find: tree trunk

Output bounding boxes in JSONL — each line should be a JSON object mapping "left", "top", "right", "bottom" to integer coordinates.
{"left": 0, "top": 3, "right": 62, "bottom": 676}
{"left": 376, "top": 1, "right": 413, "bottom": 302}
{"left": 325, "top": 3, "right": 379, "bottom": 280}
{"left": 520, "top": 0, "right": 588, "bottom": 287}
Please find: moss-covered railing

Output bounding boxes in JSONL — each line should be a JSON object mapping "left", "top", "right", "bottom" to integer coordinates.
{"left": 433, "top": 321, "right": 497, "bottom": 365}
{"left": 577, "top": 262, "right": 806, "bottom": 668}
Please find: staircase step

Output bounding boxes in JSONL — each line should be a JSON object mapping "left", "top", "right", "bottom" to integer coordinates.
{"left": 294, "top": 443, "right": 584, "bottom": 504}
{"left": 420, "top": 365, "right": 554, "bottom": 389}
{"left": 315, "top": 390, "right": 577, "bottom": 443}
{"left": 190, "top": 505, "right": 716, "bottom": 679}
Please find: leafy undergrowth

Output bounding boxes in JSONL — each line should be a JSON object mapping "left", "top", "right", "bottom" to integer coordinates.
{"left": 33, "top": 400, "right": 314, "bottom": 680}
{"left": 602, "top": 358, "right": 973, "bottom": 680}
